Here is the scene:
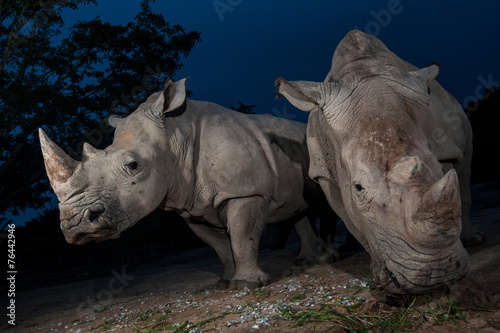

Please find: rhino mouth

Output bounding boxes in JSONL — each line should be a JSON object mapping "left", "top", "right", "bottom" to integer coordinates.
{"left": 61, "top": 206, "right": 119, "bottom": 245}
{"left": 70, "top": 229, "right": 115, "bottom": 245}
{"left": 379, "top": 268, "right": 404, "bottom": 294}
{"left": 376, "top": 251, "right": 469, "bottom": 295}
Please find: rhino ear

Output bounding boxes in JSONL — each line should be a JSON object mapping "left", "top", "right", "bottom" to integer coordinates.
{"left": 275, "top": 78, "right": 321, "bottom": 112}
{"left": 275, "top": 78, "right": 343, "bottom": 113}
{"left": 152, "top": 78, "right": 187, "bottom": 116}
{"left": 408, "top": 63, "right": 441, "bottom": 85}
{"left": 107, "top": 115, "right": 123, "bottom": 128}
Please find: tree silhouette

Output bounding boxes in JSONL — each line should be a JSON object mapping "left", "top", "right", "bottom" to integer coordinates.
{"left": 230, "top": 101, "right": 256, "bottom": 114}
{"left": 0, "top": 217, "right": 12, "bottom": 231}
{"left": 0, "top": 0, "right": 201, "bottom": 215}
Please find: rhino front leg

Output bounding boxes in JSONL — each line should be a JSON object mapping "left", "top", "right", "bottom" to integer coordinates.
{"left": 186, "top": 220, "right": 236, "bottom": 289}
{"left": 225, "top": 196, "right": 270, "bottom": 290}
{"left": 448, "top": 156, "right": 485, "bottom": 246}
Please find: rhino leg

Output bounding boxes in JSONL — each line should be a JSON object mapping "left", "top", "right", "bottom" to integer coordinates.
{"left": 225, "top": 197, "right": 270, "bottom": 290}
{"left": 187, "top": 220, "right": 236, "bottom": 289}
{"left": 448, "top": 157, "right": 485, "bottom": 246}
{"left": 316, "top": 208, "right": 341, "bottom": 264}
{"left": 293, "top": 216, "right": 317, "bottom": 268}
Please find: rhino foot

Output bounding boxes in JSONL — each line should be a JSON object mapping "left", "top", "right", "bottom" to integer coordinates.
{"left": 293, "top": 256, "right": 317, "bottom": 269}
{"left": 461, "top": 232, "right": 486, "bottom": 247}
{"left": 216, "top": 278, "right": 230, "bottom": 290}
{"left": 229, "top": 278, "right": 270, "bottom": 290}
{"left": 317, "top": 250, "right": 341, "bottom": 265}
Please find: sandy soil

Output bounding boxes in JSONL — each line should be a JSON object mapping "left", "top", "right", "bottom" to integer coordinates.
{"left": 4, "top": 183, "right": 500, "bottom": 332}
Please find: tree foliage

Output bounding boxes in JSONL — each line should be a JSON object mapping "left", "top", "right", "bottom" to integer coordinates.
{"left": 230, "top": 101, "right": 256, "bottom": 114}
{"left": 0, "top": 0, "right": 201, "bottom": 215}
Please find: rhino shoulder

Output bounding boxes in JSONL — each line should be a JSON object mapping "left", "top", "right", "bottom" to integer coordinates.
{"left": 420, "top": 82, "right": 473, "bottom": 163}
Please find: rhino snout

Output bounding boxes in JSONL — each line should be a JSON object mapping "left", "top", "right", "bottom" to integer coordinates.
{"left": 376, "top": 252, "right": 469, "bottom": 295}
{"left": 60, "top": 204, "right": 117, "bottom": 245}
{"left": 60, "top": 204, "right": 105, "bottom": 229}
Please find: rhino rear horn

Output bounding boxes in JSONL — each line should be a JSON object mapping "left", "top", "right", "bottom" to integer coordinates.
{"left": 82, "top": 142, "right": 103, "bottom": 160}
{"left": 389, "top": 155, "right": 432, "bottom": 184}
{"left": 39, "top": 128, "right": 79, "bottom": 192}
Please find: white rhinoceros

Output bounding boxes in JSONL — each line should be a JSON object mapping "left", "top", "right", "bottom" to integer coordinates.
{"left": 276, "top": 30, "right": 482, "bottom": 295}
{"left": 39, "top": 78, "right": 339, "bottom": 290}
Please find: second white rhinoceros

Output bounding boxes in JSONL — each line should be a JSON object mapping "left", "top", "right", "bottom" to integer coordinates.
{"left": 276, "top": 30, "right": 481, "bottom": 294}
{"left": 39, "top": 78, "right": 339, "bottom": 290}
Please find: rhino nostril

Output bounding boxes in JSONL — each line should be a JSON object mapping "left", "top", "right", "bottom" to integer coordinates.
{"left": 84, "top": 206, "right": 105, "bottom": 222}
{"left": 89, "top": 211, "right": 102, "bottom": 222}
{"left": 390, "top": 272, "right": 400, "bottom": 289}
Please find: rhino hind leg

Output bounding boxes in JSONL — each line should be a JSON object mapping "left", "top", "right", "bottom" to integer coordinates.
{"left": 316, "top": 208, "right": 341, "bottom": 264}
{"left": 226, "top": 197, "right": 271, "bottom": 289}
{"left": 460, "top": 205, "right": 486, "bottom": 247}
{"left": 461, "top": 230, "right": 486, "bottom": 247}
{"left": 292, "top": 216, "right": 318, "bottom": 269}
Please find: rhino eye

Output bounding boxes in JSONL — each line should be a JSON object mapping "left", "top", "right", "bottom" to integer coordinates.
{"left": 127, "top": 161, "right": 138, "bottom": 170}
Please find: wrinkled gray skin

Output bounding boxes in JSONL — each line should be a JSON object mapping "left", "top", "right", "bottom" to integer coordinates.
{"left": 276, "top": 30, "right": 482, "bottom": 295}
{"left": 39, "top": 78, "right": 339, "bottom": 290}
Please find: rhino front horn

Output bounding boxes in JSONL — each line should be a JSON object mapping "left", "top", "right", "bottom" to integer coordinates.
{"left": 424, "top": 169, "right": 460, "bottom": 209}
{"left": 39, "top": 128, "right": 79, "bottom": 195}
{"left": 414, "top": 169, "right": 462, "bottom": 242}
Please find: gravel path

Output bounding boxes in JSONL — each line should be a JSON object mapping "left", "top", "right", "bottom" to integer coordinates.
{"left": 5, "top": 184, "right": 500, "bottom": 332}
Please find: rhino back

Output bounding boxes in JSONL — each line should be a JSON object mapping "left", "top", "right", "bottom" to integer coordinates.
{"left": 183, "top": 100, "right": 312, "bottom": 220}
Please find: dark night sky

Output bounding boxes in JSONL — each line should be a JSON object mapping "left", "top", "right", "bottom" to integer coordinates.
{"left": 6, "top": 0, "right": 500, "bottom": 223}
{"left": 66, "top": 0, "right": 500, "bottom": 123}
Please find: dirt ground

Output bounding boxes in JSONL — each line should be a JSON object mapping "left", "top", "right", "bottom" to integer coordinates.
{"left": 5, "top": 183, "right": 500, "bottom": 332}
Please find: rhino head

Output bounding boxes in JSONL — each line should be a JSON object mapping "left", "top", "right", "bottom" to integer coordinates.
{"left": 276, "top": 51, "right": 469, "bottom": 293}
{"left": 39, "top": 79, "right": 187, "bottom": 245}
